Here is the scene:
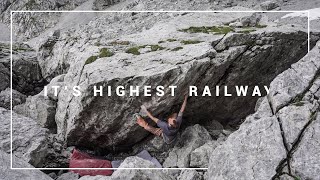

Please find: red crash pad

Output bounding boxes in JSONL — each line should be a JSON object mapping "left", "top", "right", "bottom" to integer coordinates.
{"left": 69, "top": 149, "right": 113, "bottom": 176}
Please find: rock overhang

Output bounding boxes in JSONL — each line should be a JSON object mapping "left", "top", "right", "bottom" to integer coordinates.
{"left": 49, "top": 12, "right": 312, "bottom": 150}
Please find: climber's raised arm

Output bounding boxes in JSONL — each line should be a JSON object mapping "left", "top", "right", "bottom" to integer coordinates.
{"left": 141, "top": 105, "right": 159, "bottom": 123}
{"left": 179, "top": 93, "right": 188, "bottom": 116}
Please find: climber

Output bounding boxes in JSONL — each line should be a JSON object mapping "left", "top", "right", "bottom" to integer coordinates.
{"left": 136, "top": 93, "right": 188, "bottom": 144}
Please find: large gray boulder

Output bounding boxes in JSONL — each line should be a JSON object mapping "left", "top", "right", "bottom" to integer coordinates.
{"left": 291, "top": 114, "right": 320, "bottom": 180}
{"left": 208, "top": 114, "right": 285, "bottom": 179}
{"left": 177, "top": 169, "right": 203, "bottom": 180}
{"left": 0, "top": 107, "right": 49, "bottom": 167}
{"left": 0, "top": 42, "right": 46, "bottom": 96}
{"left": 190, "top": 141, "right": 219, "bottom": 168}
{"left": 14, "top": 93, "right": 57, "bottom": 132}
{"left": 0, "top": 88, "right": 27, "bottom": 109}
{"left": 0, "top": 149, "right": 53, "bottom": 180}
{"left": 12, "top": 44, "right": 47, "bottom": 95}
{"left": 51, "top": 12, "right": 310, "bottom": 150}
{"left": 208, "top": 41, "right": 320, "bottom": 179}
{"left": 260, "top": 1, "right": 279, "bottom": 11}
{"left": 0, "top": 42, "right": 10, "bottom": 91}
{"left": 163, "top": 124, "right": 212, "bottom": 168}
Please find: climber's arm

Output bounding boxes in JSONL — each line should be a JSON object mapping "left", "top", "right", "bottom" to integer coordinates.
{"left": 179, "top": 93, "right": 188, "bottom": 116}
{"left": 141, "top": 105, "right": 159, "bottom": 123}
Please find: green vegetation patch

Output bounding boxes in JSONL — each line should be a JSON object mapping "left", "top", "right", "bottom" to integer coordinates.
{"left": 181, "top": 40, "right": 203, "bottom": 45}
{"left": 99, "top": 48, "right": 114, "bottom": 58}
{"left": 150, "top": 45, "right": 165, "bottom": 51}
{"left": 126, "top": 47, "right": 141, "bottom": 55}
{"left": 179, "top": 26, "right": 234, "bottom": 34}
{"left": 256, "top": 24, "right": 267, "bottom": 28}
{"left": 126, "top": 44, "right": 166, "bottom": 55}
{"left": 171, "top": 47, "right": 183, "bottom": 51}
{"left": 85, "top": 56, "right": 98, "bottom": 65}
{"left": 237, "top": 29, "right": 256, "bottom": 34}
{"left": 293, "top": 101, "right": 305, "bottom": 107}
{"left": 110, "top": 40, "right": 130, "bottom": 45}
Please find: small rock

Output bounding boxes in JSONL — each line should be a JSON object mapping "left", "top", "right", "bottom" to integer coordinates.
{"left": 56, "top": 172, "right": 79, "bottom": 180}
{"left": 0, "top": 88, "right": 27, "bottom": 109}
{"left": 190, "top": 141, "right": 218, "bottom": 168}
{"left": 48, "top": 172, "right": 57, "bottom": 179}
{"left": 14, "top": 93, "right": 57, "bottom": 132}
{"left": 260, "top": 1, "right": 280, "bottom": 11}
{"left": 177, "top": 169, "right": 202, "bottom": 180}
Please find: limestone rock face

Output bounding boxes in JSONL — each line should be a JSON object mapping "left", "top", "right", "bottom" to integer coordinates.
{"left": 1, "top": 0, "right": 88, "bottom": 41}
{"left": 14, "top": 94, "right": 57, "bottom": 132}
{"left": 12, "top": 44, "right": 47, "bottom": 95}
{"left": 0, "top": 42, "right": 10, "bottom": 91}
{"left": 0, "top": 88, "right": 27, "bottom": 109}
{"left": 190, "top": 141, "right": 218, "bottom": 168}
{"left": 208, "top": 41, "right": 320, "bottom": 180}
{"left": 48, "top": 12, "right": 311, "bottom": 150}
{"left": 208, "top": 115, "right": 285, "bottom": 180}
{"left": 260, "top": 1, "right": 279, "bottom": 11}
{"left": 163, "top": 124, "right": 212, "bottom": 168}
{"left": 93, "top": 0, "right": 121, "bottom": 10}
{"left": 177, "top": 169, "right": 203, "bottom": 180}
{"left": 0, "top": 107, "right": 49, "bottom": 167}
{"left": 0, "top": 42, "right": 46, "bottom": 96}
{"left": 291, "top": 114, "right": 320, "bottom": 180}
{"left": 0, "top": 149, "right": 53, "bottom": 180}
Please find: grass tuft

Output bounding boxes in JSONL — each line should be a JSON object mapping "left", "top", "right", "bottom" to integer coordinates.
{"left": 181, "top": 40, "right": 203, "bottom": 45}
{"left": 126, "top": 47, "right": 141, "bottom": 55}
{"left": 110, "top": 40, "right": 130, "bottom": 45}
{"left": 150, "top": 45, "right": 165, "bottom": 51}
{"left": 85, "top": 56, "right": 98, "bottom": 65}
{"left": 99, "top": 48, "right": 114, "bottom": 58}
{"left": 179, "top": 26, "right": 234, "bottom": 34}
{"left": 237, "top": 29, "right": 256, "bottom": 34}
{"left": 256, "top": 24, "right": 267, "bottom": 28}
{"left": 171, "top": 47, "right": 183, "bottom": 51}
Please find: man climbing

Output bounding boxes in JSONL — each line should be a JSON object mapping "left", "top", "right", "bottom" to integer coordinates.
{"left": 136, "top": 93, "right": 188, "bottom": 144}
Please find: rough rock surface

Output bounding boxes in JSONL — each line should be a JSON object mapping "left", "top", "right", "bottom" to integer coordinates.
{"left": 49, "top": 12, "right": 311, "bottom": 150}
{"left": 177, "top": 169, "right": 203, "bottom": 180}
{"left": 14, "top": 93, "right": 57, "bottom": 132}
{"left": 56, "top": 172, "right": 79, "bottom": 180}
{"left": 12, "top": 44, "right": 47, "bottom": 95}
{"left": 0, "top": 88, "right": 27, "bottom": 109}
{"left": 0, "top": 42, "right": 46, "bottom": 96}
{"left": 2, "top": 0, "right": 320, "bottom": 176}
{"left": 163, "top": 124, "right": 212, "bottom": 168}
{"left": 0, "top": 107, "right": 49, "bottom": 167}
{"left": 0, "top": 149, "right": 53, "bottom": 180}
{"left": 0, "top": 42, "right": 10, "bottom": 91}
{"left": 260, "top": 1, "right": 279, "bottom": 10}
{"left": 208, "top": 41, "right": 320, "bottom": 179}
{"left": 190, "top": 141, "right": 218, "bottom": 168}
{"left": 291, "top": 114, "right": 320, "bottom": 179}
